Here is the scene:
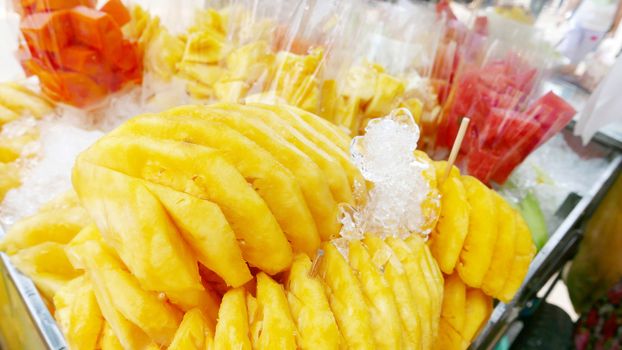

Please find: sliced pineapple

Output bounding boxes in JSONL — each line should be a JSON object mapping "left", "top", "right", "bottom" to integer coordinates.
{"left": 499, "top": 210, "right": 536, "bottom": 302}
{"left": 482, "top": 192, "right": 517, "bottom": 297}
{"left": 53, "top": 276, "right": 103, "bottom": 350}
{"left": 429, "top": 169, "right": 469, "bottom": 275}
{"left": 284, "top": 104, "right": 351, "bottom": 152}
{"left": 348, "top": 240, "right": 404, "bottom": 349}
{"left": 286, "top": 254, "right": 342, "bottom": 349}
{"left": 76, "top": 135, "right": 292, "bottom": 275}
{"left": 112, "top": 114, "right": 320, "bottom": 258}
{"left": 364, "top": 235, "right": 421, "bottom": 350}
{"left": 434, "top": 319, "right": 468, "bottom": 350}
{"left": 386, "top": 237, "right": 434, "bottom": 350}
{"left": 0, "top": 162, "right": 20, "bottom": 201}
{"left": 99, "top": 322, "right": 124, "bottom": 350}
{"left": 0, "top": 206, "right": 90, "bottom": 254}
{"left": 169, "top": 309, "right": 215, "bottom": 350}
{"left": 163, "top": 105, "right": 339, "bottom": 241}
{"left": 72, "top": 162, "right": 217, "bottom": 316}
{"left": 211, "top": 103, "right": 353, "bottom": 205}
{"left": 68, "top": 237, "right": 183, "bottom": 346}
{"left": 214, "top": 288, "right": 252, "bottom": 350}
{"left": 319, "top": 242, "right": 375, "bottom": 349}
{"left": 457, "top": 175, "right": 498, "bottom": 288}
{"left": 254, "top": 272, "right": 298, "bottom": 350}
{"left": 461, "top": 289, "right": 492, "bottom": 342}
{"left": 441, "top": 273, "right": 466, "bottom": 333}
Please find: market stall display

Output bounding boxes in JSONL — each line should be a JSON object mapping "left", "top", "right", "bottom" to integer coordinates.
{"left": 0, "top": 0, "right": 608, "bottom": 349}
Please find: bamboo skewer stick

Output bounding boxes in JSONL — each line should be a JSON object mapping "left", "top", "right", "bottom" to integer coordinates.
{"left": 442, "top": 117, "right": 470, "bottom": 183}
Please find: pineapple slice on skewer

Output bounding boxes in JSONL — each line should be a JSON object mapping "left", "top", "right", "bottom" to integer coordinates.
{"left": 286, "top": 254, "right": 342, "bottom": 349}
{"left": 499, "top": 210, "right": 536, "bottom": 302}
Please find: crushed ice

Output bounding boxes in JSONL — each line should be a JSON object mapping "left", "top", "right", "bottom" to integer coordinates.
{"left": 338, "top": 108, "right": 433, "bottom": 245}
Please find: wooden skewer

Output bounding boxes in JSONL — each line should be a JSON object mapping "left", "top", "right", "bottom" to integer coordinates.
{"left": 309, "top": 249, "right": 325, "bottom": 278}
{"left": 442, "top": 117, "right": 470, "bottom": 184}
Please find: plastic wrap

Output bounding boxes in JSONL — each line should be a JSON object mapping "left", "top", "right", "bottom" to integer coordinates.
{"left": 11, "top": 0, "right": 142, "bottom": 108}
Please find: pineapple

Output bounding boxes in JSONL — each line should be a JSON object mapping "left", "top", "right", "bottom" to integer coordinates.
{"left": 169, "top": 309, "right": 215, "bottom": 350}
{"left": 0, "top": 82, "right": 53, "bottom": 118}
{"left": 284, "top": 104, "right": 351, "bottom": 152}
{"left": 482, "top": 192, "right": 517, "bottom": 297}
{"left": 348, "top": 240, "right": 404, "bottom": 350}
{"left": 68, "top": 238, "right": 183, "bottom": 346}
{"left": 68, "top": 240, "right": 156, "bottom": 350}
{"left": 286, "top": 254, "right": 342, "bottom": 350}
{"left": 441, "top": 273, "right": 466, "bottom": 332}
{"left": 365, "top": 73, "right": 406, "bottom": 117}
{"left": 429, "top": 169, "right": 469, "bottom": 275}
{"left": 211, "top": 103, "right": 353, "bottom": 205}
{"left": 113, "top": 114, "right": 320, "bottom": 258}
{"left": 147, "top": 183, "right": 252, "bottom": 287}
{"left": 254, "top": 272, "right": 298, "bottom": 350}
{"left": 224, "top": 41, "right": 275, "bottom": 82}
{"left": 364, "top": 235, "right": 421, "bottom": 350}
{"left": 250, "top": 103, "right": 362, "bottom": 188}
{"left": 458, "top": 176, "right": 498, "bottom": 288}
{"left": 214, "top": 288, "right": 252, "bottom": 350}
{"left": 10, "top": 242, "right": 81, "bottom": 300}
{"left": 167, "top": 105, "right": 339, "bottom": 241}
{"left": 0, "top": 162, "right": 20, "bottom": 201}
{"left": 499, "top": 211, "right": 536, "bottom": 302}
{"left": 72, "top": 162, "right": 218, "bottom": 316}
{"left": 407, "top": 236, "right": 444, "bottom": 340}
{"left": 462, "top": 289, "right": 492, "bottom": 342}
{"left": 99, "top": 323, "right": 124, "bottom": 350}
{"left": 76, "top": 135, "right": 293, "bottom": 275}
{"left": 0, "top": 206, "right": 90, "bottom": 254}
{"left": 435, "top": 319, "right": 468, "bottom": 350}
{"left": 53, "top": 276, "right": 103, "bottom": 350}
{"left": 386, "top": 237, "right": 434, "bottom": 350}
{"left": 182, "top": 30, "right": 225, "bottom": 64}
{"left": 413, "top": 151, "right": 441, "bottom": 235}
{"left": 319, "top": 243, "right": 375, "bottom": 349}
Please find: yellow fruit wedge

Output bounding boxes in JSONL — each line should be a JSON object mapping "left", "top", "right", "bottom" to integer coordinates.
{"left": 254, "top": 272, "right": 298, "bottom": 350}
{"left": 407, "top": 236, "right": 444, "bottom": 341}
{"left": 0, "top": 103, "right": 19, "bottom": 125}
{"left": 68, "top": 240, "right": 155, "bottom": 350}
{"left": 169, "top": 309, "right": 215, "bottom": 350}
{"left": 348, "top": 240, "right": 404, "bottom": 349}
{"left": 441, "top": 273, "right": 466, "bottom": 332}
{"left": 432, "top": 160, "right": 460, "bottom": 181}
{"left": 0, "top": 206, "right": 90, "bottom": 254}
{"left": 214, "top": 288, "right": 252, "bottom": 350}
{"left": 211, "top": 103, "right": 353, "bottom": 205}
{"left": 69, "top": 238, "right": 183, "bottom": 346}
{"left": 461, "top": 289, "right": 492, "bottom": 342}
{"left": 99, "top": 322, "right": 124, "bottom": 350}
{"left": 10, "top": 242, "right": 80, "bottom": 280}
{"left": 434, "top": 319, "right": 469, "bottom": 350}
{"left": 77, "top": 135, "right": 293, "bottom": 274}
{"left": 284, "top": 104, "right": 351, "bottom": 151}
{"left": 482, "top": 193, "right": 517, "bottom": 298}
{"left": 364, "top": 235, "right": 421, "bottom": 350}
{"left": 0, "top": 83, "right": 53, "bottom": 118}
{"left": 163, "top": 105, "right": 339, "bottom": 241}
{"left": 386, "top": 237, "right": 433, "bottom": 350}
{"left": 364, "top": 73, "right": 405, "bottom": 117}
{"left": 72, "top": 162, "right": 217, "bottom": 316}
{"left": 319, "top": 243, "right": 375, "bottom": 349}
{"left": 38, "top": 190, "right": 82, "bottom": 212}
{"left": 429, "top": 174, "right": 469, "bottom": 275}
{"left": 53, "top": 276, "right": 103, "bottom": 350}
{"left": 286, "top": 254, "right": 342, "bottom": 350}
{"left": 414, "top": 151, "right": 441, "bottom": 235}
{"left": 499, "top": 211, "right": 536, "bottom": 302}
{"left": 147, "top": 183, "right": 252, "bottom": 287}
{"left": 458, "top": 176, "right": 498, "bottom": 288}
{"left": 251, "top": 103, "right": 363, "bottom": 188}
{"left": 113, "top": 114, "right": 320, "bottom": 258}
{"left": 0, "top": 162, "right": 20, "bottom": 201}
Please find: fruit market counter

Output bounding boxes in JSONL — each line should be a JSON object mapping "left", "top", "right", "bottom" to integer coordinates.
{"left": 471, "top": 117, "right": 622, "bottom": 347}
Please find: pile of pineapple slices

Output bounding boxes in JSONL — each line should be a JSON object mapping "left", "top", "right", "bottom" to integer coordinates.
{"left": 0, "top": 102, "right": 535, "bottom": 349}
{"left": 0, "top": 82, "right": 54, "bottom": 200}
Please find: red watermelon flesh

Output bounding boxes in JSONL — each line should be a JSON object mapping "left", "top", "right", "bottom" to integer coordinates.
{"left": 527, "top": 91, "right": 576, "bottom": 141}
